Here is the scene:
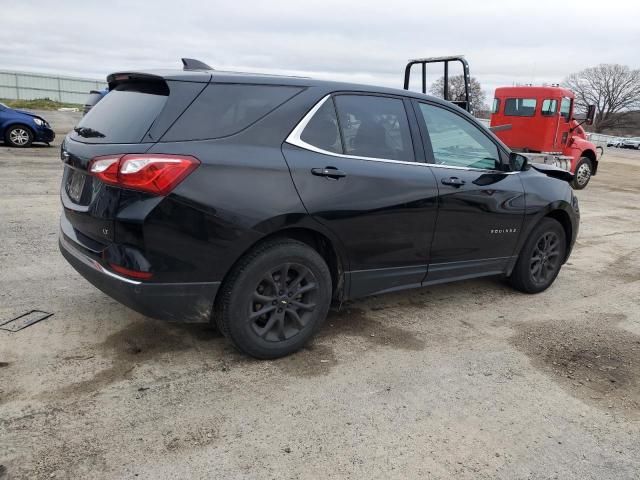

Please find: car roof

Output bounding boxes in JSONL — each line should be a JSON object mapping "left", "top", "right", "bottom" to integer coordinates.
{"left": 107, "top": 68, "right": 453, "bottom": 106}
{"left": 494, "top": 85, "right": 574, "bottom": 99}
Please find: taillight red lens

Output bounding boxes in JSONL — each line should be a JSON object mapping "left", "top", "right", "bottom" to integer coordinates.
{"left": 88, "top": 154, "right": 200, "bottom": 195}
{"left": 89, "top": 155, "right": 120, "bottom": 184}
{"left": 108, "top": 263, "right": 153, "bottom": 279}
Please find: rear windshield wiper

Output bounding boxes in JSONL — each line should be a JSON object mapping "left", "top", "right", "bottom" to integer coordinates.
{"left": 74, "top": 126, "right": 105, "bottom": 138}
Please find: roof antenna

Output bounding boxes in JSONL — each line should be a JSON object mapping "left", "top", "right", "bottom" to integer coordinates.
{"left": 181, "top": 58, "right": 214, "bottom": 71}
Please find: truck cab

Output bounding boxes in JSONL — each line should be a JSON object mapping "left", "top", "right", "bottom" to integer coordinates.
{"left": 490, "top": 86, "right": 599, "bottom": 189}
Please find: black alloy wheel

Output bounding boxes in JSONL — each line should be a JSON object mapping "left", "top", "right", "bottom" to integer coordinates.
{"left": 249, "top": 263, "right": 319, "bottom": 342}
{"left": 215, "top": 239, "right": 332, "bottom": 359}
{"left": 509, "top": 218, "right": 566, "bottom": 294}
{"left": 529, "top": 231, "right": 561, "bottom": 286}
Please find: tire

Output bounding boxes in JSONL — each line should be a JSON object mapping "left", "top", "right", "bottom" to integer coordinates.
{"left": 509, "top": 218, "right": 566, "bottom": 294}
{"left": 214, "top": 239, "right": 332, "bottom": 359}
{"left": 5, "top": 125, "right": 34, "bottom": 148}
{"left": 571, "top": 157, "right": 592, "bottom": 190}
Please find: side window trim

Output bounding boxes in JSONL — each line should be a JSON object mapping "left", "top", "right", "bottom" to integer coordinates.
{"left": 412, "top": 99, "right": 511, "bottom": 173}
{"left": 331, "top": 95, "right": 348, "bottom": 154}
{"left": 286, "top": 92, "right": 425, "bottom": 165}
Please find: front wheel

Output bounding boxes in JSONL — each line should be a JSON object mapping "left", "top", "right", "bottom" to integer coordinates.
{"left": 571, "top": 157, "right": 592, "bottom": 190}
{"left": 5, "top": 125, "right": 33, "bottom": 148}
{"left": 215, "top": 239, "right": 332, "bottom": 359}
{"left": 509, "top": 218, "right": 566, "bottom": 294}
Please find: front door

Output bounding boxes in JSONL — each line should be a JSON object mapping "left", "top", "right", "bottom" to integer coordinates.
{"left": 283, "top": 93, "right": 439, "bottom": 298}
{"left": 414, "top": 101, "right": 526, "bottom": 283}
{"left": 557, "top": 96, "right": 573, "bottom": 150}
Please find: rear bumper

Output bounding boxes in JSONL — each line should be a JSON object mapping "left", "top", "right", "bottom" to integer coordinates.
{"left": 59, "top": 233, "right": 220, "bottom": 323}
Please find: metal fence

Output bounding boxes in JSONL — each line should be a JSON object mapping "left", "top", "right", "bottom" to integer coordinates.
{"left": 0, "top": 70, "right": 106, "bottom": 104}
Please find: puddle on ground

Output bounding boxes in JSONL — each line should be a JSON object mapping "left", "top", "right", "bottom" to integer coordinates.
{"left": 50, "top": 321, "right": 221, "bottom": 398}
{"left": 511, "top": 313, "right": 640, "bottom": 417}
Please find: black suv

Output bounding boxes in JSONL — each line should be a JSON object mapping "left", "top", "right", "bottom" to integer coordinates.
{"left": 59, "top": 67, "right": 579, "bottom": 358}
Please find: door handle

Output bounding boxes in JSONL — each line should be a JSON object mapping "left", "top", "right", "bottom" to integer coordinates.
{"left": 311, "top": 167, "right": 347, "bottom": 179}
{"left": 441, "top": 176, "right": 466, "bottom": 187}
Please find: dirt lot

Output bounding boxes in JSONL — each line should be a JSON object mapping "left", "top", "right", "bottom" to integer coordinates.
{"left": 1, "top": 138, "right": 639, "bottom": 479}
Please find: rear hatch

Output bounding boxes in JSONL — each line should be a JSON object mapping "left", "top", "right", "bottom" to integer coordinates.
{"left": 60, "top": 74, "right": 207, "bottom": 254}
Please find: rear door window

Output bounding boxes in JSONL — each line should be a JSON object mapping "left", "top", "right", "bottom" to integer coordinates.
{"left": 72, "top": 82, "right": 168, "bottom": 143}
{"left": 333, "top": 94, "right": 414, "bottom": 162}
{"left": 163, "top": 84, "right": 302, "bottom": 141}
{"left": 299, "top": 99, "right": 342, "bottom": 154}
{"left": 504, "top": 98, "right": 537, "bottom": 117}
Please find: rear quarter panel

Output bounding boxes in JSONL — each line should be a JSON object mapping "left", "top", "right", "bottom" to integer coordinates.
{"left": 141, "top": 87, "right": 348, "bottom": 283}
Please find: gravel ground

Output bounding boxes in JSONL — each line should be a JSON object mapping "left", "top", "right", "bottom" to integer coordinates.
{"left": 0, "top": 140, "right": 639, "bottom": 479}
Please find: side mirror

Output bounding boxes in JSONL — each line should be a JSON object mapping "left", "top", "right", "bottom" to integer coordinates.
{"left": 585, "top": 104, "right": 596, "bottom": 125}
{"left": 509, "top": 152, "right": 528, "bottom": 172}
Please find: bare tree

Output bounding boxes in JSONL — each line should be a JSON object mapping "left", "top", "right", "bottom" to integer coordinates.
{"left": 429, "top": 75, "right": 487, "bottom": 114}
{"left": 563, "top": 64, "right": 640, "bottom": 133}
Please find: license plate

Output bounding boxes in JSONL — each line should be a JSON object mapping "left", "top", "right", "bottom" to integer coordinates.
{"left": 67, "top": 170, "right": 86, "bottom": 202}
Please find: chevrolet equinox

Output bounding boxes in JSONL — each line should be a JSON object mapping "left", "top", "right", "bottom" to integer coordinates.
{"left": 59, "top": 66, "right": 579, "bottom": 358}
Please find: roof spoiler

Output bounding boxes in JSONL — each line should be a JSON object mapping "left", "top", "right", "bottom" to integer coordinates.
{"left": 106, "top": 72, "right": 165, "bottom": 88}
{"left": 181, "top": 58, "right": 214, "bottom": 71}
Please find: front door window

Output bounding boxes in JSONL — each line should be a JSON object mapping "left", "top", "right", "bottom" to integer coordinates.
{"left": 418, "top": 103, "right": 500, "bottom": 170}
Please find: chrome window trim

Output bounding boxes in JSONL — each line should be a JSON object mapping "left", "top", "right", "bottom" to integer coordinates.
{"left": 285, "top": 94, "right": 519, "bottom": 175}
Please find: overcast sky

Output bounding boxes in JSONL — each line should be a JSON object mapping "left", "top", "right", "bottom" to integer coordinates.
{"left": 1, "top": 0, "right": 639, "bottom": 103}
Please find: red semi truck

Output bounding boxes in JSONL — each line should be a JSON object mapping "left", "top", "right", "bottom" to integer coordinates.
{"left": 403, "top": 57, "right": 600, "bottom": 189}
{"left": 489, "top": 86, "right": 600, "bottom": 189}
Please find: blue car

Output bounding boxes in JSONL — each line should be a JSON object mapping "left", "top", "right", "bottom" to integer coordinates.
{"left": 83, "top": 89, "right": 109, "bottom": 115}
{"left": 0, "top": 102, "right": 55, "bottom": 147}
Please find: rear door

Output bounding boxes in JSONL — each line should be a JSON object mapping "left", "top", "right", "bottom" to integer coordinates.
{"left": 283, "top": 93, "right": 439, "bottom": 298}
{"left": 414, "top": 101, "right": 526, "bottom": 283}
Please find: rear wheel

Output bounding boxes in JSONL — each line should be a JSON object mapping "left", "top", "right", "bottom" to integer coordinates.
{"left": 5, "top": 125, "right": 33, "bottom": 148}
{"left": 571, "top": 157, "right": 592, "bottom": 190}
{"left": 509, "top": 218, "right": 566, "bottom": 294}
{"left": 215, "top": 239, "right": 332, "bottom": 359}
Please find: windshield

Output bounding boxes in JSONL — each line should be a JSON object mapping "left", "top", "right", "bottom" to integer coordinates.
{"left": 0, "top": 102, "right": 7, "bottom": 110}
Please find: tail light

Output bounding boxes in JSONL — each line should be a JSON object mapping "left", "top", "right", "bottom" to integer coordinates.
{"left": 88, "top": 154, "right": 200, "bottom": 195}
{"left": 108, "top": 263, "right": 153, "bottom": 280}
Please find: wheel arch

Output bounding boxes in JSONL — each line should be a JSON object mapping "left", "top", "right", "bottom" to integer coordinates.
{"left": 510, "top": 203, "right": 576, "bottom": 276}
{"left": 215, "top": 225, "right": 348, "bottom": 306}
{"left": 3, "top": 122, "right": 34, "bottom": 142}
{"left": 581, "top": 148, "right": 598, "bottom": 174}
{"left": 545, "top": 209, "right": 573, "bottom": 260}
{"left": 4, "top": 121, "right": 34, "bottom": 134}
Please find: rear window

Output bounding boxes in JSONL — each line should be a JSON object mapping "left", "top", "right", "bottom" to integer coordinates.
{"left": 504, "top": 98, "right": 537, "bottom": 117}
{"left": 73, "top": 82, "right": 168, "bottom": 143}
{"left": 163, "top": 84, "right": 302, "bottom": 141}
